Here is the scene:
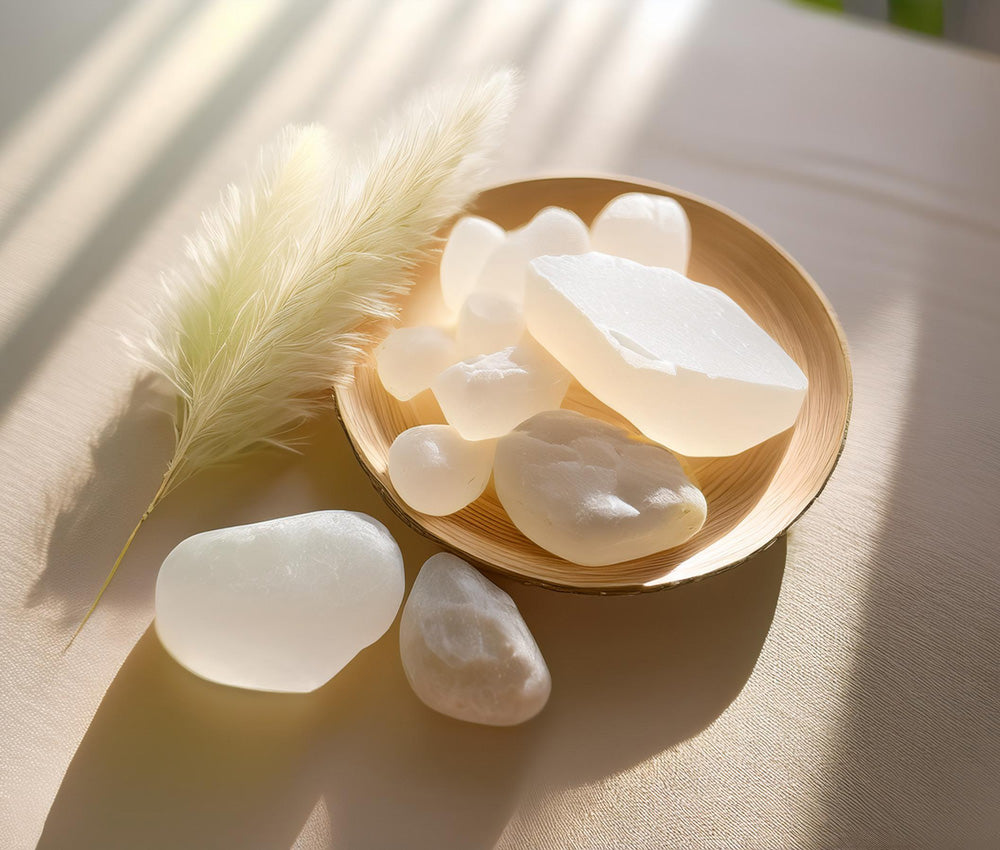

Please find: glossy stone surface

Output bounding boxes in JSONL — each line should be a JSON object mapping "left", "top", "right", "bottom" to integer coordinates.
{"left": 388, "top": 424, "right": 495, "bottom": 516}
{"left": 399, "top": 553, "right": 551, "bottom": 726}
{"left": 455, "top": 291, "right": 525, "bottom": 357}
{"left": 376, "top": 325, "right": 457, "bottom": 401}
{"left": 475, "top": 206, "right": 589, "bottom": 304}
{"left": 590, "top": 192, "right": 691, "bottom": 272}
{"left": 440, "top": 215, "right": 506, "bottom": 313}
{"left": 155, "top": 511, "right": 404, "bottom": 693}
{"left": 494, "top": 410, "right": 707, "bottom": 565}
{"left": 432, "top": 336, "right": 571, "bottom": 440}
{"left": 526, "top": 252, "right": 808, "bottom": 456}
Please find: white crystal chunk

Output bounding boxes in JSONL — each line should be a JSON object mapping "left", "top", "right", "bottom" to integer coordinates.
{"left": 399, "top": 553, "right": 551, "bottom": 726}
{"left": 526, "top": 253, "right": 808, "bottom": 456}
{"left": 590, "top": 192, "right": 691, "bottom": 272}
{"left": 475, "top": 206, "right": 589, "bottom": 304}
{"left": 456, "top": 291, "right": 525, "bottom": 357}
{"left": 494, "top": 411, "right": 707, "bottom": 566}
{"left": 432, "top": 336, "right": 571, "bottom": 440}
{"left": 376, "top": 325, "right": 457, "bottom": 401}
{"left": 155, "top": 511, "right": 404, "bottom": 693}
{"left": 388, "top": 424, "right": 495, "bottom": 516}
{"left": 440, "top": 215, "right": 506, "bottom": 313}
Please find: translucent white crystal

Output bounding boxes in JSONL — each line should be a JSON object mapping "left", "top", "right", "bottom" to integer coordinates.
{"left": 475, "top": 206, "right": 589, "bottom": 304}
{"left": 456, "top": 291, "right": 525, "bottom": 357}
{"left": 432, "top": 336, "right": 571, "bottom": 440}
{"left": 590, "top": 192, "right": 691, "bottom": 272}
{"left": 376, "top": 325, "right": 457, "bottom": 401}
{"left": 388, "top": 424, "right": 495, "bottom": 516}
{"left": 494, "top": 410, "right": 707, "bottom": 566}
{"left": 526, "top": 253, "right": 808, "bottom": 456}
{"left": 440, "top": 215, "right": 506, "bottom": 313}
{"left": 155, "top": 511, "right": 404, "bottom": 693}
{"left": 399, "top": 552, "right": 551, "bottom": 726}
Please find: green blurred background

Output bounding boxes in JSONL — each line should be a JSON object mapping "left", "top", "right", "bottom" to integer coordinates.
{"left": 796, "top": 0, "right": 1000, "bottom": 51}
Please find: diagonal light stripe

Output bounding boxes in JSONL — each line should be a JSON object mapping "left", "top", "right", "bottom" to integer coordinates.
{"left": 0, "top": 0, "right": 284, "bottom": 341}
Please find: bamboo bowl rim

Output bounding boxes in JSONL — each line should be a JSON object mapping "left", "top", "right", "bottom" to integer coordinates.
{"left": 335, "top": 175, "right": 853, "bottom": 594}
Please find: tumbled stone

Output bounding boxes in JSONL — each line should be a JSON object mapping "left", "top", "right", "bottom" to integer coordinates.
{"left": 590, "top": 192, "right": 691, "bottom": 272}
{"left": 526, "top": 252, "right": 808, "bottom": 456}
{"left": 440, "top": 215, "right": 506, "bottom": 313}
{"left": 155, "top": 511, "right": 404, "bottom": 693}
{"left": 493, "top": 410, "right": 707, "bottom": 565}
{"left": 388, "top": 424, "right": 495, "bottom": 516}
{"left": 475, "top": 206, "right": 589, "bottom": 304}
{"left": 455, "top": 291, "right": 525, "bottom": 357}
{"left": 432, "top": 336, "right": 571, "bottom": 440}
{"left": 399, "top": 552, "right": 551, "bottom": 726}
{"left": 376, "top": 325, "right": 457, "bottom": 401}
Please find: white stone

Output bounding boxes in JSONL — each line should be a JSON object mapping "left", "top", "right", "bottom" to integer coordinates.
{"left": 154, "top": 511, "right": 404, "bottom": 693}
{"left": 388, "top": 424, "right": 495, "bottom": 516}
{"left": 456, "top": 291, "right": 525, "bottom": 357}
{"left": 590, "top": 192, "right": 691, "bottom": 272}
{"left": 440, "top": 215, "right": 506, "bottom": 313}
{"left": 526, "top": 253, "right": 808, "bottom": 456}
{"left": 494, "top": 410, "right": 707, "bottom": 566}
{"left": 399, "top": 552, "right": 551, "bottom": 726}
{"left": 432, "top": 336, "right": 571, "bottom": 441}
{"left": 376, "top": 325, "right": 457, "bottom": 401}
{"left": 475, "top": 206, "right": 589, "bottom": 304}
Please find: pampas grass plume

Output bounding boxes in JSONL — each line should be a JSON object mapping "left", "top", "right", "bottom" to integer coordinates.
{"left": 70, "top": 69, "right": 518, "bottom": 644}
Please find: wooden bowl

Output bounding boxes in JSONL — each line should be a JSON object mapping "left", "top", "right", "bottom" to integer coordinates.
{"left": 335, "top": 176, "right": 852, "bottom": 593}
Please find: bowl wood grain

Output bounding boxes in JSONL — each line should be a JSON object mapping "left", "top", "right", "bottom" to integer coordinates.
{"left": 335, "top": 176, "right": 852, "bottom": 593}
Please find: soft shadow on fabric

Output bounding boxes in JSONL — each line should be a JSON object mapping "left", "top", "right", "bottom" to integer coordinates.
{"left": 27, "top": 376, "right": 296, "bottom": 628}
{"left": 37, "top": 543, "right": 784, "bottom": 850}
{"left": 35, "top": 373, "right": 786, "bottom": 850}
{"left": 510, "top": 537, "right": 786, "bottom": 788}
{"left": 0, "top": 0, "right": 134, "bottom": 144}
{"left": 820, "top": 238, "right": 1000, "bottom": 840}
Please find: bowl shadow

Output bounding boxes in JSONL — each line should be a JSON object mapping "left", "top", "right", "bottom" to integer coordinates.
{"left": 510, "top": 534, "right": 787, "bottom": 789}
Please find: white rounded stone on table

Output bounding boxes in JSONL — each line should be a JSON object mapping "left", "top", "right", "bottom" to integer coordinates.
{"left": 590, "top": 192, "right": 691, "bottom": 273}
{"left": 388, "top": 424, "right": 495, "bottom": 516}
{"left": 154, "top": 511, "right": 405, "bottom": 693}
{"left": 375, "top": 325, "right": 457, "bottom": 401}
{"left": 432, "top": 336, "right": 571, "bottom": 441}
{"left": 493, "top": 410, "right": 707, "bottom": 566}
{"left": 399, "top": 552, "right": 551, "bottom": 726}
{"left": 526, "top": 252, "right": 808, "bottom": 457}
{"left": 456, "top": 291, "right": 525, "bottom": 357}
{"left": 440, "top": 215, "right": 506, "bottom": 313}
{"left": 475, "top": 206, "right": 589, "bottom": 304}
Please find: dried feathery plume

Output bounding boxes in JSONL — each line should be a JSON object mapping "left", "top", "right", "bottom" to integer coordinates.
{"left": 70, "top": 69, "right": 518, "bottom": 644}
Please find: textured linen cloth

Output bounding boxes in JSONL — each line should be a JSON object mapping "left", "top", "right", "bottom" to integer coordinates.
{"left": 1, "top": 1, "right": 998, "bottom": 847}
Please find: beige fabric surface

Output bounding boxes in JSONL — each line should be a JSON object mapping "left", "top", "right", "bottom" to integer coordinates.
{"left": 2, "top": 1, "right": 998, "bottom": 847}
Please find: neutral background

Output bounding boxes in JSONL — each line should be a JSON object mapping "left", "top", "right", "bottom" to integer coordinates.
{"left": 2, "top": 1, "right": 998, "bottom": 847}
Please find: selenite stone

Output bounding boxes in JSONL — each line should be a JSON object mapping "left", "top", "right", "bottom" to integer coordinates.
{"left": 475, "top": 206, "right": 589, "bottom": 304}
{"left": 440, "top": 215, "right": 506, "bottom": 313}
{"left": 432, "top": 336, "right": 571, "bottom": 440}
{"left": 376, "top": 325, "right": 457, "bottom": 401}
{"left": 590, "top": 192, "right": 691, "bottom": 272}
{"left": 399, "top": 553, "right": 551, "bottom": 726}
{"left": 526, "top": 253, "right": 808, "bottom": 456}
{"left": 455, "top": 291, "right": 525, "bottom": 357}
{"left": 388, "top": 424, "right": 495, "bottom": 516}
{"left": 154, "top": 511, "right": 404, "bottom": 693}
{"left": 493, "top": 410, "right": 707, "bottom": 566}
